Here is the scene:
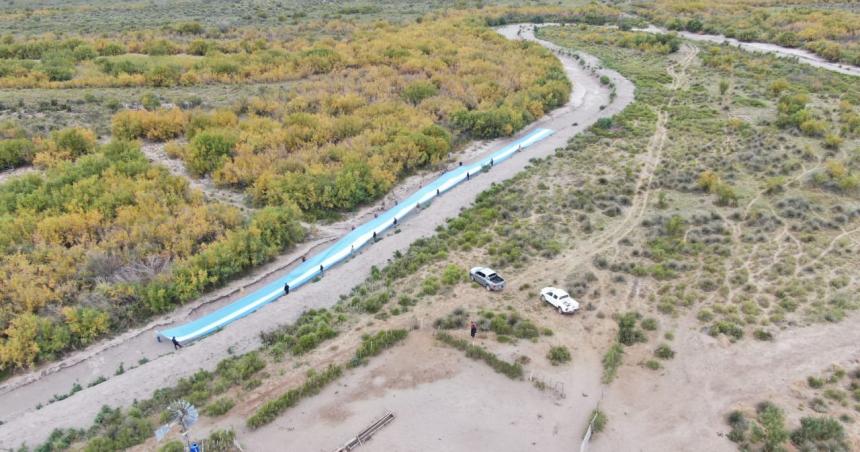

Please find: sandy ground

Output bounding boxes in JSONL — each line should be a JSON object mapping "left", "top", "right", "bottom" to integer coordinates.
{"left": 593, "top": 310, "right": 860, "bottom": 452}
{"left": 241, "top": 333, "right": 604, "bottom": 452}
{"left": 0, "top": 24, "right": 636, "bottom": 448}
{"left": 0, "top": 165, "right": 38, "bottom": 184}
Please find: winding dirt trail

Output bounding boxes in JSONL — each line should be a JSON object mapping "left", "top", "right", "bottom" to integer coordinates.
{"left": 640, "top": 25, "right": 860, "bottom": 78}
{"left": 0, "top": 24, "right": 635, "bottom": 448}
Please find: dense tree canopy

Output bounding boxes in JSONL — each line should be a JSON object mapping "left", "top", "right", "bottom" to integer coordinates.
{"left": 0, "top": 140, "right": 304, "bottom": 370}
{"left": 111, "top": 15, "right": 569, "bottom": 214}
{"left": 0, "top": 10, "right": 571, "bottom": 370}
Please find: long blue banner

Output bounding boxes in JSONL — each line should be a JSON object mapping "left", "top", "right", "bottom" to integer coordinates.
{"left": 158, "top": 127, "right": 554, "bottom": 344}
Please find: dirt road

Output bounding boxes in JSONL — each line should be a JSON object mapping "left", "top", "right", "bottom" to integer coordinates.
{"left": 0, "top": 24, "right": 635, "bottom": 448}
{"left": 639, "top": 25, "right": 860, "bottom": 78}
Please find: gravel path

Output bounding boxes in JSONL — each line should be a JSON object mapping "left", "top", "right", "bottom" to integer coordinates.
{"left": 0, "top": 24, "right": 635, "bottom": 449}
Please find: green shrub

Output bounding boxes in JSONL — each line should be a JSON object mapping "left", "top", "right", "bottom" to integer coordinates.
{"left": 618, "top": 312, "right": 646, "bottom": 345}
{"left": 260, "top": 309, "right": 339, "bottom": 357}
{"left": 791, "top": 417, "right": 846, "bottom": 449}
{"left": 654, "top": 344, "right": 675, "bottom": 360}
{"left": 247, "top": 365, "right": 343, "bottom": 429}
{"left": 752, "top": 401, "right": 789, "bottom": 450}
{"left": 0, "top": 138, "right": 35, "bottom": 169}
{"left": 158, "top": 440, "right": 185, "bottom": 452}
{"left": 645, "top": 359, "right": 661, "bottom": 370}
{"left": 204, "top": 428, "right": 237, "bottom": 452}
{"left": 807, "top": 376, "right": 824, "bottom": 389}
{"left": 710, "top": 320, "right": 744, "bottom": 340}
{"left": 753, "top": 329, "right": 774, "bottom": 341}
{"left": 434, "top": 308, "right": 469, "bottom": 330}
{"left": 547, "top": 346, "right": 571, "bottom": 365}
{"left": 420, "top": 276, "right": 440, "bottom": 296}
{"left": 186, "top": 129, "right": 237, "bottom": 176}
{"left": 726, "top": 410, "right": 749, "bottom": 443}
{"left": 441, "top": 264, "right": 465, "bottom": 285}
{"left": 436, "top": 331, "right": 523, "bottom": 379}
{"left": 402, "top": 81, "right": 439, "bottom": 105}
{"left": 590, "top": 409, "right": 608, "bottom": 434}
{"left": 349, "top": 329, "right": 408, "bottom": 367}
{"left": 601, "top": 342, "right": 623, "bottom": 383}
{"left": 203, "top": 398, "right": 235, "bottom": 417}
{"left": 641, "top": 317, "right": 658, "bottom": 331}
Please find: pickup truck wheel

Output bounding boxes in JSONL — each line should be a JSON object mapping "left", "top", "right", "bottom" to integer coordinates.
{"left": 557, "top": 306, "right": 563, "bottom": 314}
{"left": 485, "top": 284, "right": 491, "bottom": 291}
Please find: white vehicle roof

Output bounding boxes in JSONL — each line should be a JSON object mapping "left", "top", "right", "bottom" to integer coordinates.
{"left": 470, "top": 266, "right": 496, "bottom": 275}
{"left": 541, "top": 287, "right": 569, "bottom": 297}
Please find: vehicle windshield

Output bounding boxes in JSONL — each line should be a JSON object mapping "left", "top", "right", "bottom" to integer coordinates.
{"left": 558, "top": 294, "right": 569, "bottom": 300}
{"left": 488, "top": 274, "right": 503, "bottom": 282}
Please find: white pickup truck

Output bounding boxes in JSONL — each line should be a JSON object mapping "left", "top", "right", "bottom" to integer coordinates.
{"left": 540, "top": 287, "right": 580, "bottom": 314}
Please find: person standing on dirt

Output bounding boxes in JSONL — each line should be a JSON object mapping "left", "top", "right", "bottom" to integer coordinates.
{"left": 470, "top": 321, "right": 477, "bottom": 339}
{"left": 172, "top": 336, "right": 182, "bottom": 350}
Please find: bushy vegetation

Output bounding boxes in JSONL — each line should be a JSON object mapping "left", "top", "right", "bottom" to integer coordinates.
{"left": 348, "top": 329, "right": 408, "bottom": 368}
{"left": 547, "top": 345, "right": 571, "bottom": 365}
{"left": 601, "top": 343, "right": 624, "bottom": 384}
{"left": 436, "top": 331, "right": 523, "bottom": 379}
{"left": 791, "top": 416, "right": 848, "bottom": 450}
{"left": 590, "top": 409, "right": 608, "bottom": 434}
{"left": 203, "top": 398, "right": 235, "bottom": 417}
{"left": 654, "top": 344, "right": 675, "bottom": 360}
{"left": 728, "top": 400, "right": 849, "bottom": 452}
{"left": 0, "top": 137, "right": 304, "bottom": 370}
{"left": 260, "top": 309, "right": 342, "bottom": 359}
{"left": 434, "top": 308, "right": 470, "bottom": 330}
{"left": 0, "top": 137, "right": 35, "bottom": 170}
{"left": 617, "top": 312, "right": 646, "bottom": 346}
{"left": 726, "top": 402, "right": 789, "bottom": 450}
{"left": 33, "top": 350, "right": 265, "bottom": 451}
{"left": 540, "top": 22, "right": 860, "bottom": 341}
{"left": 246, "top": 364, "right": 342, "bottom": 429}
{"left": 574, "top": 30, "right": 681, "bottom": 54}
{"left": 477, "top": 309, "right": 541, "bottom": 341}
{"left": 633, "top": 0, "right": 860, "bottom": 65}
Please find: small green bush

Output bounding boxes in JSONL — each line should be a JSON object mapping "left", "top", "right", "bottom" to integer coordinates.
{"left": 247, "top": 365, "right": 343, "bottom": 429}
{"left": 590, "top": 409, "right": 608, "bottom": 434}
{"left": 654, "top": 344, "right": 675, "bottom": 360}
{"left": 203, "top": 398, "right": 235, "bottom": 417}
{"left": 602, "top": 342, "right": 623, "bottom": 383}
{"left": 434, "top": 308, "right": 469, "bottom": 330}
{"left": 441, "top": 264, "right": 465, "bottom": 285}
{"left": 726, "top": 410, "right": 748, "bottom": 443}
{"left": 752, "top": 401, "right": 789, "bottom": 450}
{"left": 807, "top": 376, "right": 824, "bottom": 389}
{"left": 0, "top": 138, "right": 35, "bottom": 169}
{"left": 158, "top": 440, "right": 185, "bottom": 452}
{"left": 641, "top": 318, "right": 658, "bottom": 331}
{"left": 547, "top": 346, "right": 571, "bottom": 365}
{"left": 436, "top": 331, "right": 523, "bottom": 379}
{"left": 204, "top": 428, "right": 237, "bottom": 452}
{"left": 618, "top": 312, "right": 646, "bottom": 346}
{"left": 350, "top": 329, "right": 408, "bottom": 367}
{"left": 420, "top": 276, "right": 440, "bottom": 296}
{"left": 791, "top": 416, "right": 847, "bottom": 449}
